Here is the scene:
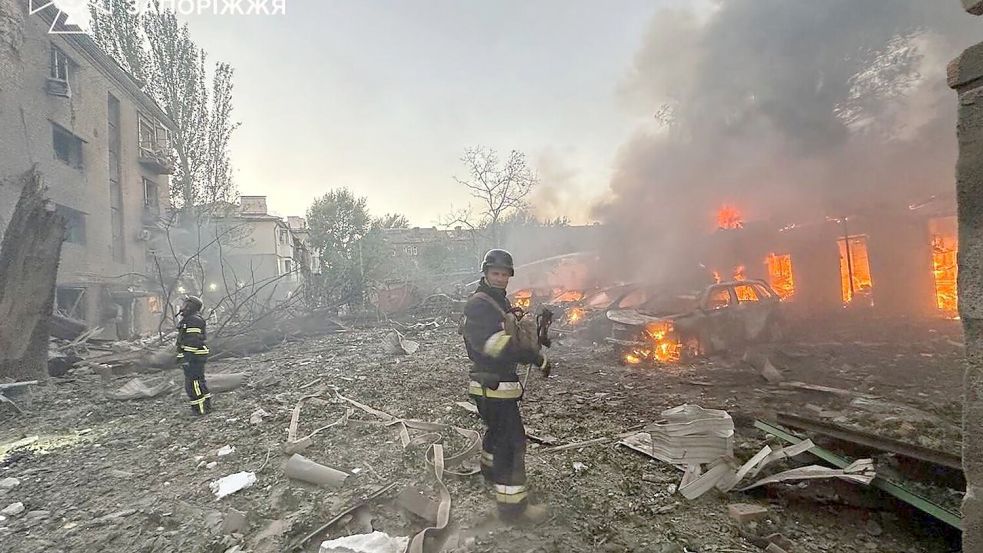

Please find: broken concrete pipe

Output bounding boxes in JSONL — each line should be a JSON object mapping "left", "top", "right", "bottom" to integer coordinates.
{"left": 284, "top": 454, "right": 349, "bottom": 488}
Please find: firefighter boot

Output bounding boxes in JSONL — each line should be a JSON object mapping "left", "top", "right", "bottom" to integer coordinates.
{"left": 504, "top": 503, "right": 549, "bottom": 525}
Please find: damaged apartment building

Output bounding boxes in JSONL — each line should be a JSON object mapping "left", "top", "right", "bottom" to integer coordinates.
{"left": 703, "top": 198, "right": 959, "bottom": 320}
{"left": 0, "top": 0, "right": 175, "bottom": 338}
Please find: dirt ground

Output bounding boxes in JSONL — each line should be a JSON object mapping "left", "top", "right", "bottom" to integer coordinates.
{"left": 0, "top": 316, "right": 966, "bottom": 553}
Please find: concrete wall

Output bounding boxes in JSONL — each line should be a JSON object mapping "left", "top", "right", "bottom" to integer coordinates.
{"left": 0, "top": 0, "right": 171, "bottom": 337}
{"left": 950, "top": 2, "right": 983, "bottom": 547}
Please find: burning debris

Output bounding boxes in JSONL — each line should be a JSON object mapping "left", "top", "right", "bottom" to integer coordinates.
{"left": 716, "top": 205, "right": 744, "bottom": 230}
{"left": 622, "top": 321, "right": 682, "bottom": 365}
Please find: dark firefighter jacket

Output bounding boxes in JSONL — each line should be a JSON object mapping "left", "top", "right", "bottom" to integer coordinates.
{"left": 176, "top": 313, "right": 209, "bottom": 360}
{"left": 463, "top": 280, "right": 544, "bottom": 383}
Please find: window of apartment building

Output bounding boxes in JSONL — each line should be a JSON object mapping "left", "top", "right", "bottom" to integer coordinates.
{"left": 47, "top": 45, "right": 74, "bottom": 97}
{"left": 50, "top": 46, "right": 70, "bottom": 80}
{"left": 143, "top": 178, "right": 159, "bottom": 210}
{"left": 284, "top": 259, "right": 293, "bottom": 278}
{"left": 138, "top": 114, "right": 169, "bottom": 156}
{"left": 52, "top": 124, "right": 83, "bottom": 168}
{"left": 138, "top": 115, "right": 156, "bottom": 155}
{"left": 56, "top": 204, "right": 86, "bottom": 245}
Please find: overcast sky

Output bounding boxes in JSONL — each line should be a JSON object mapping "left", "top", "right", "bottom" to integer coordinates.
{"left": 175, "top": 1, "right": 708, "bottom": 225}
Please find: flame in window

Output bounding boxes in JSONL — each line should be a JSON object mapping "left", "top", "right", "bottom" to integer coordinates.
{"left": 766, "top": 253, "right": 795, "bottom": 300}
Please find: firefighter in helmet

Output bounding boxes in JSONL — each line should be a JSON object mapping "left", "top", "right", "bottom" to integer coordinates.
{"left": 462, "top": 249, "right": 551, "bottom": 522}
{"left": 176, "top": 295, "right": 212, "bottom": 415}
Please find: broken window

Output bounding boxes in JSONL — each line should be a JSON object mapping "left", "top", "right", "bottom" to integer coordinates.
{"left": 52, "top": 124, "right": 83, "bottom": 168}
{"left": 143, "top": 178, "right": 159, "bottom": 210}
{"left": 733, "top": 284, "right": 760, "bottom": 303}
{"left": 706, "top": 287, "right": 732, "bottom": 310}
{"left": 56, "top": 287, "right": 86, "bottom": 320}
{"left": 766, "top": 253, "right": 795, "bottom": 300}
{"left": 838, "top": 235, "right": 874, "bottom": 305}
{"left": 56, "top": 204, "right": 86, "bottom": 245}
{"left": 50, "top": 45, "right": 69, "bottom": 80}
{"left": 752, "top": 283, "right": 775, "bottom": 300}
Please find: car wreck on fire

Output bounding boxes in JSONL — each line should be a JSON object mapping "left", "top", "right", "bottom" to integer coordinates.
{"left": 606, "top": 280, "right": 784, "bottom": 364}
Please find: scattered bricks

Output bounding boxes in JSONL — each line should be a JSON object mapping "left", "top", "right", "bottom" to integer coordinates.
{"left": 1, "top": 503, "right": 25, "bottom": 517}
{"left": 728, "top": 503, "right": 769, "bottom": 524}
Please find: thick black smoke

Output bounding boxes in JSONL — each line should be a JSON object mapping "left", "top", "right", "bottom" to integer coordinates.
{"left": 595, "top": 0, "right": 980, "bottom": 283}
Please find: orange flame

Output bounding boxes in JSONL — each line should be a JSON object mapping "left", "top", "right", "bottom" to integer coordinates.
{"left": 513, "top": 290, "right": 532, "bottom": 310}
{"left": 733, "top": 265, "right": 747, "bottom": 281}
{"left": 717, "top": 205, "right": 744, "bottom": 230}
{"left": 932, "top": 235, "right": 958, "bottom": 318}
{"left": 622, "top": 321, "right": 681, "bottom": 365}
{"left": 766, "top": 253, "right": 795, "bottom": 300}
{"left": 565, "top": 307, "right": 586, "bottom": 325}
{"left": 838, "top": 236, "right": 874, "bottom": 305}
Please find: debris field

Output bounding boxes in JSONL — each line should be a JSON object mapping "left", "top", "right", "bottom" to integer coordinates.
{"left": 0, "top": 317, "right": 965, "bottom": 553}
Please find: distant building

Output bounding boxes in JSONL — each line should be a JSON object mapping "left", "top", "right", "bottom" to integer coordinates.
{"left": 207, "top": 196, "right": 317, "bottom": 303}
{"left": 0, "top": 0, "right": 175, "bottom": 338}
{"left": 287, "top": 215, "right": 320, "bottom": 276}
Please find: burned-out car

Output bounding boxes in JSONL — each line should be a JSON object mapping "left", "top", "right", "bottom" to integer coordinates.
{"left": 606, "top": 280, "right": 784, "bottom": 364}
{"left": 545, "top": 283, "right": 658, "bottom": 337}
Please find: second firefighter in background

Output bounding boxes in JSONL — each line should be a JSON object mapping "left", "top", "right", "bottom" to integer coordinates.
{"left": 462, "top": 249, "right": 551, "bottom": 523}
{"left": 176, "top": 295, "right": 212, "bottom": 415}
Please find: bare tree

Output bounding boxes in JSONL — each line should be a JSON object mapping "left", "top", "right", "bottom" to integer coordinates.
{"left": 453, "top": 147, "right": 538, "bottom": 244}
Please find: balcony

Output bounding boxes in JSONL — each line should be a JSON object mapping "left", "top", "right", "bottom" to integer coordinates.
{"left": 138, "top": 141, "right": 176, "bottom": 175}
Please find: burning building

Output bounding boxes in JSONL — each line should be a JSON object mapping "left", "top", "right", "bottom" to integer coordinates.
{"left": 702, "top": 198, "right": 957, "bottom": 320}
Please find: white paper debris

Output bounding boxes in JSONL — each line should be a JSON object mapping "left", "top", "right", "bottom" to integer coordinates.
{"left": 217, "top": 445, "right": 235, "bottom": 457}
{"left": 209, "top": 471, "right": 256, "bottom": 499}
{"left": 573, "top": 462, "right": 588, "bottom": 472}
{"left": 319, "top": 531, "right": 410, "bottom": 553}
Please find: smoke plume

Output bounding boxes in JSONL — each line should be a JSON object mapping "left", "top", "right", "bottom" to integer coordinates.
{"left": 595, "top": 0, "right": 979, "bottom": 283}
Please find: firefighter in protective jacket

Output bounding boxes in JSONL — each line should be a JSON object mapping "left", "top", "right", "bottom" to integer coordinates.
{"left": 463, "top": 249, "right": 551, "bottom": 523}
{"left": 176, "top": 295, "right": 212, "bottom": 415}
